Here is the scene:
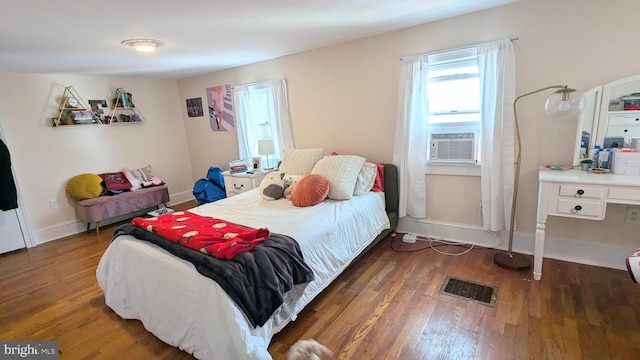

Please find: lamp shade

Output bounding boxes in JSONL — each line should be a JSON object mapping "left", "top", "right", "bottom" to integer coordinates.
{"left": 544, "top": 88, "right": 585, "bottom": 117}
{"left": 258, "top": 139, "right": 275, "bottom": 155}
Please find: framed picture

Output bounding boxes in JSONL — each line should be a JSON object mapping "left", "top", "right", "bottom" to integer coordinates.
{"left": 88, "top": 99, "right": 108, "bottom": 119}
{"left": 206, "top": 84, "right": 234, "bottom": 131}
{"left": 186, "top": 97, "right": 204, "bottom": 117}
{"left": 252, "top": 157, "right": 261, "bottom": 170}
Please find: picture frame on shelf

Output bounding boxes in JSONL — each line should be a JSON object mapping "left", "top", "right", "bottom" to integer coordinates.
{"left": 89, "top": 99, "right": 108, "bottom": 118}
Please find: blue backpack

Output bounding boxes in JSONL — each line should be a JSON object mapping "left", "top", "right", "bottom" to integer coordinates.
{"left": 193, "top": 167, "right": 226, "bottom": 205}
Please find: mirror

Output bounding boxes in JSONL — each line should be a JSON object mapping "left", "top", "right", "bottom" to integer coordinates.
{"left": 573, "top": 75, "right": 640, "bottom": 167}
{"left": 595, "top": 75, "right": 640, "bottom": 151}
{"left": 573, "top": 86, "right": 601, "bottom": 166}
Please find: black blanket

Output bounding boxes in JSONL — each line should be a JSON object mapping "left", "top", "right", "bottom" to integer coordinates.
{"left": 113, "top": 224, "right": 315, "bottom": 328}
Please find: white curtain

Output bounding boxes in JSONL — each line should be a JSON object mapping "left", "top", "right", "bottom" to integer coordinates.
{"left": 478, "top": 39, "right": 516, "bottom": 231}
{"left": 267, "top": 79, "right": 295, "bottom": 155}
{"left": 234, "top": 85, "right": 252, "bottom": 165}
{"left": 234, "top": 79, "right": 294, "bottom": 167}
{"left": 393, "top": 54, "right": 428, "bottom": 219}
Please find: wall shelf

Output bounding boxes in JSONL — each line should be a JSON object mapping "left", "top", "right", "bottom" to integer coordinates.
{"left": 53, "top": 86, "right": 99, "bottom": 127}
{"left": 108, "top": 88, "right": 145, "bottom": 124}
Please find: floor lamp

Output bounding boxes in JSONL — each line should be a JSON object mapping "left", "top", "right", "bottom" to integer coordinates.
{"left": 493, "top": 85, "right": 585, "bottom": 271}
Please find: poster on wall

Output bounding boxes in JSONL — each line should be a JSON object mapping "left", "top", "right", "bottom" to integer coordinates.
{"left": 186, "top": 97, "right": 204, "bottom": 117}
{"left": 206, "top": 84, "right": 234, "bottom": 131}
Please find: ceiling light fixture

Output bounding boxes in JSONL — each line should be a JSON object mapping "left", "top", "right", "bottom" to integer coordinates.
{"left": 121, "top": 38, "right": 164, "bottom": 53}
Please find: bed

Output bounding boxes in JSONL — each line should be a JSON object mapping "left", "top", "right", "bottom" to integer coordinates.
{"left": 96, "top": 158, "right": 398, "bottom": 360}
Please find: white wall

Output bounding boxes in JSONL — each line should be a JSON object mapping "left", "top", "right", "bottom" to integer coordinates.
{"left": 176, "top": 0, "right": 640, "bottom": 265}
{"left": 0, "top": 73, "right": 194, "bottom": 243}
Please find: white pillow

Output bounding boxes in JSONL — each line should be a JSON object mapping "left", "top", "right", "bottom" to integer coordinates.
{"left": 278, "top": 148, "right": 323, "bottom": 176}
{"left": 353, "top": 162, "right": 377, "bottom": 196}
{"left": 311, "top": 155, "right": 365, "bottom": 200}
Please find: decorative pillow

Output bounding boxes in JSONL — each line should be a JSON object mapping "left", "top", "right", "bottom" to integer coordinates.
{"left": 122, "top": 167, "right": 142, "bottom": 190}
{"left": 354, "top": 162, "right": 377, "bottom": 196}
{"left": 98, "top": 172, "right": 133, "bottom": 192}
{"left": 278, "top": 148, "right": 323, "bottom": 176}
{"left": 259, "top": 171, "right": 285, "bottom": 200}
{"left": 371, "top": 162, "right": 385, "bottom": 192}
{"left": 66, "top": 173, "right": 104, "bottom": 201}
{"left": 311, "top": 155, "right": 365, "bottom": 200}
{"left": 283, "top": 174, "right": 303, "bottom": 188}
{"left": 290, "top": 174, "right": 330, "bottom": 207}
{"left": 330, "top": 151, "right": 384, "bottom": 193}
{"left": 130, "top": 165, "right": 164, "bottom": 187}
{"left": 132, "top": 165, "right": 154, "bottom": 182}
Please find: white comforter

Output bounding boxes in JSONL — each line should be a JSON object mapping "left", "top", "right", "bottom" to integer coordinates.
{"left": 96, "top": 189, "right": 389, "bottom": 360}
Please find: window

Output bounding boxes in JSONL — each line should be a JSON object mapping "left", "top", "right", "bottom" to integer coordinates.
{"left": 427, "top": 47, "right": 481, "bottom": 165}
{"left": 234, "top": 79, "right": 292, "bottom": 170}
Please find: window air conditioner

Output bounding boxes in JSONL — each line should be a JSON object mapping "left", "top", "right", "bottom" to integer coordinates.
{"left": 429, "top": 132, "right": 476, "bottom": 162}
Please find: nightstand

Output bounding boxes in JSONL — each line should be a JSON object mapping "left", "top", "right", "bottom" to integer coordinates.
{"left": 222, "top": 171, "right": 267, "bottom": 197}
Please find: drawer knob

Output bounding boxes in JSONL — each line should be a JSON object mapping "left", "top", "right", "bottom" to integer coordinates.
{"left": 571, "top": 205, "right": 582, "bottom": 214}
{"left": 234, "top": 184, "right": 244, "bottom": 190}
{"left": 575, "top": 189, "right": 584, "bottom": 198}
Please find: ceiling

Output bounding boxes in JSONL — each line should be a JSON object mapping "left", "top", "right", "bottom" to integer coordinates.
{"left": 0, "top": 0, "right": 517, "bottom": 79}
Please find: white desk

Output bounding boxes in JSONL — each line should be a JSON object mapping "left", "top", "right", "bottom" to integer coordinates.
{"left": 534, "top": 169, "right": 640, "bottom": 280}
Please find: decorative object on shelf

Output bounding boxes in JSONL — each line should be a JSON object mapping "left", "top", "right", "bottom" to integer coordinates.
{"left": 109, "top": 88, "right": 145, "bottom": 123}
{"left": 258, "top": 139, "right": 275, "bottom": 170}
{"left": 494, "top": 85, "right": 585, "bottom": 272}
{"left": 112, "top": 89, "right": 134, "bottom": 108}
{"left": 579, "top": 159, "right": 593, "bottom": 171}
{"left": 53, "top": 86, "right": 99, "bottom": 127}
{"left": 88, "top": 99, "right": 108, "bottom": 118}
{"left": 120, "top": 38, "right": 164, "bottom": 53}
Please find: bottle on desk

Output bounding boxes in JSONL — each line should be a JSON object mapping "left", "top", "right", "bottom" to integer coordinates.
{"left": 589, "top": 145, "right": 601, "bottom": 169}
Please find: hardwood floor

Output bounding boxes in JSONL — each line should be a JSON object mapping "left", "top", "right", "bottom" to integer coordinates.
{"left": 1, "top": 203, "right": 639, "bottom": 359}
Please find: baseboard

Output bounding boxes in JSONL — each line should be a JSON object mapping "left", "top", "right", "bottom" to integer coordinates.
{"left": 398, "top": 217, "right": 634, "bottom": 271}
{"left": 32, "top": 190, "right": 196, "bottom": 245}
{"left": 167, "top": 190, "right": 195, "bottom": 207}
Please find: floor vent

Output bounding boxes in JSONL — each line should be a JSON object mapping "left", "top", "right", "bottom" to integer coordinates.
{"left": 439, "top": 276, "right": 498, "bottom": 307}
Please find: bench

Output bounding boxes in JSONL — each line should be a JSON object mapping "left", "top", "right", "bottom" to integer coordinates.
{"left": 75, "top": 185, "right": 170, "bottom": 234}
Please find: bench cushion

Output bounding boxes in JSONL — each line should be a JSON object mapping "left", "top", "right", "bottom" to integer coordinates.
{"left": 75, "top": 185, "right": 169, "bottom": 223}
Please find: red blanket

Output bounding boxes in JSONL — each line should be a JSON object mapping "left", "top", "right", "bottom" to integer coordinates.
{"left": 131, "top": 211, "right": 270, "bottom": 259}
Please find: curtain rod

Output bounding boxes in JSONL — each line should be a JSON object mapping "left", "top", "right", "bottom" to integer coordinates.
{"left": 232, "top": 77, "right": 287, "bottom": 90}
{"left": 400, "top": 37, "right": 519, "bottom": 61}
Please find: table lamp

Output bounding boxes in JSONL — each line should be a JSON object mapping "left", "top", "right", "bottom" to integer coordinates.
{"left": 258, "top": 139, "right": 275, "bottom": 170}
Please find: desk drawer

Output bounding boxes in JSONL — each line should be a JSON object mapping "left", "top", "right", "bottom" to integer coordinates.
{"left": 554, "top": 198, "right": 604, "bottom": 219}
{"left": 558, "top": 185, "right": 605, "bottom": 199}
{"left": 224, "top": 177, "right": 253, "bottom": 195}
{"left": 609, "top": 188, "right": 640, "bottom": 202}
{"left": 608, "top": 113, "right": 640, "bottom": 126}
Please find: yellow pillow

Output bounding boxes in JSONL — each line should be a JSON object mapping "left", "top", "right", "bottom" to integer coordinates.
{"left": 66, "top": 174, "right": 104, "bottom": 201}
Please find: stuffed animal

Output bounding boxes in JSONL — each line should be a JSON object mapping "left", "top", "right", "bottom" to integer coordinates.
{"left": 259, "top": 171, "right": 286, "bottom": 200}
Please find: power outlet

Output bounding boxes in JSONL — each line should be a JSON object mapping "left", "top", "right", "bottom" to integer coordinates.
{"left": 48, "top": 199, "right": 58, "bottom": 210}
{"left": 625, "top": 206, "right": 640, "bottom": 224}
